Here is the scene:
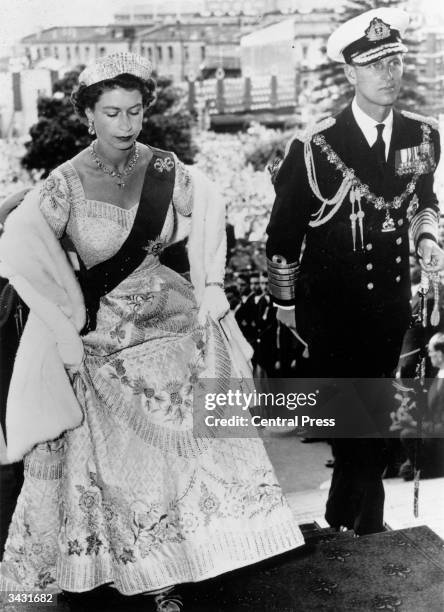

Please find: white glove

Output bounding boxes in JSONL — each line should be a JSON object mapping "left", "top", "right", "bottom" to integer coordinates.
{"left": 197, "top": 285, "right": 230, "bottom": 325}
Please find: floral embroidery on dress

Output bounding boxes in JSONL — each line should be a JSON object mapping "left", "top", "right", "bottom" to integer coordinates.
{"left": 36, "top": 570, "right": 56, "bottom": 590}
{"left": 40, "top": 173, "right": 66, "bottom": 209}
{"left": 119, "top": 548, "right": 136, "bottom": 564}
{"left": 86, "top": 534, "right": 103, "bottom": 556}
{"left": 383, "top": 563, "right": 412, "bottom": 578}
{"left": 312, "top": 578, "right": 338, "bottom": 595}
{"left": 67, "top": 539, "right": 83, "bottom": 556}
{"left": 109, "top": 358, "right": 131, "bottom": 386}
{"left": 198, "top": 483, "right": 222, "bottom": 526}
{"left": 109, "top": 323, "right": 126, "bottom": 343}
{"left": 325, "top": 548, "right": 351, "bottom": 563}
{"left": 373, "top": 594, "right": 402, "bottom": 610}
{"left": 147, "top": 380, "right": 193, "bottom": 424}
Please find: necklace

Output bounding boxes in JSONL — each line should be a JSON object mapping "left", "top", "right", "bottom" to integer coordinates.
{"left": 90, "top": 141, "right": 140, "bottom": 188}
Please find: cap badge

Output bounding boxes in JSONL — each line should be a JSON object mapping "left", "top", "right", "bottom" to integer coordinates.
{"left": 365, "top": 18, "right": 391, "bottom": 42}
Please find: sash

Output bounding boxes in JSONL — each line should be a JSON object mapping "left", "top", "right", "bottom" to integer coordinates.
{"left": 78, "top": 149, "right": 176, "bottom": 334}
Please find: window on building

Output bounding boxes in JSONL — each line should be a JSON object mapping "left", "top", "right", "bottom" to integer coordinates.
{"left": 99, "top": 46, "right": 106, "bottom": 56}
{"left": 36, "top": 48, "right": 42, "bottom": 59}
{"left": 157, "top": 46, "right": 163, "bottom": 61}
{"left": 140, "top": 45, "right": 145, "bottom": 56}
{"left": 75, "top": 45, "right": 80, "bottom": 58}
{"left": 168, "top": 46, "right": 174, "bottom": 60}
{"left": 66, "top": 46, "right": 71, "bottom": 60}
{"left": 54, "top": 47, "right": 59, "bottom": 58}
{"left": 184, "top": 45, "right": 189, "bottom": 61}
{"left": 201, "top": 45, "right": 206, "bottom": 61}
{"left": 148, "top": 47, "right": 153, "bottom": 61}
{"left": 302, "top": 45, "right": 308, "bottom": 60}
{"left": 44, "top": 46, "right": 49, "bottom": 57}
{"left": 85, "top": 46, "right": 90, "bottom": 60}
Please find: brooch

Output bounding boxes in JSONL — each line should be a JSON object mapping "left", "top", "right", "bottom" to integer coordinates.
{"left": 142, "top": 238, "right": 165, "bottom": 255}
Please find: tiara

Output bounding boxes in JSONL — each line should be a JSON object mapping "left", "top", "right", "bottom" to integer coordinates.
{"left": 79, "top": 52, "right": 153, "bottom": 87}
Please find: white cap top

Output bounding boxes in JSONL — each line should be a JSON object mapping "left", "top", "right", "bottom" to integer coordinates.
{"left": 327, "top": 8, "right": 409, "bottom": 65}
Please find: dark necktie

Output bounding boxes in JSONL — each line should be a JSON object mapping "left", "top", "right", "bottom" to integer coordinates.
{"left": 373, "top": 123, "right": 386, "bottom": 171}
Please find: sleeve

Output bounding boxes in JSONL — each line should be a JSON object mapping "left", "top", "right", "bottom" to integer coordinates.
{"left": 39, "top": 169, "right": 71, "bottom": 239}
{"left": 410, "top": 127, "right": 441, "bottom": 248}
{"left": 265, "top": 138, "right": 313, "bottom": 306}
{"left": 172, "top": 156, "right": 193, "bottom": 217}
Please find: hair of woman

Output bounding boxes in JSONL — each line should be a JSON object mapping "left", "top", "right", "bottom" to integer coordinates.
{"left": 71, "top": 73, "right": 157, "bottom": 117}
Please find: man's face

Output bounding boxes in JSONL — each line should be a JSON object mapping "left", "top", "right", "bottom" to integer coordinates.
{"left": 260, "top": 276, "right": 269, "bottom": 294}
{"left": 345, "top": 54, "right": 404, "bottom": 112}
{"left": 237, "top": 277, "right": 249, "bottom": 296}
{"left": 250, "top": 276, "right": 261, "bottom": 295}
{"left": 428, "top": 345, "right": 444, "bottom": 368}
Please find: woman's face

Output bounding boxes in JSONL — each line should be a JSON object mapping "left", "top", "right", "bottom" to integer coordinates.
{"left": 85, "top": 87, "right": 144, "bottom": 152}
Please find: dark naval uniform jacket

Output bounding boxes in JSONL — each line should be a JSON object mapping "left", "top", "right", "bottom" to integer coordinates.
{"left": 266, "top": 104, "right": 441, "bottom": 377}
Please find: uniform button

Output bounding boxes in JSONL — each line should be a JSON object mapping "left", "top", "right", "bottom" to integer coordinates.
{"left": 396, "top": 237, "right": 402, "bottom": 245}
{"left": 396, "top": 256, "right": 401, "bottom": 263}
{"left": 366, "top": 263, "right": 373, "bottom": 271}
{"left": 367, "top": 282, "right": 374, "bottom": 290}
{"left": 398, "top": 219, "right": 404, "bottom": 226}
{"left": 366, "top": 243, "right": 373, "bottom": 251}
{"left": 395, "top": 276, "right": 401, "bottom": 283}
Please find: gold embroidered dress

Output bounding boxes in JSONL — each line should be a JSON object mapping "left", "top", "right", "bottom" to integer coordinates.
{"left": 0, "top": 156, "right": 303, "bottom": 594}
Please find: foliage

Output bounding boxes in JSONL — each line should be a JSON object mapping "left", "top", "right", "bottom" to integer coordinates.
{"left": 0, "top": 140, "right": 35, "bottom": 200}
{"left": 22, "top": 71, "right": 197, "bottom": 176}
{"left": 313, "top": 0, "right": 427, "bottom": 116}
{"left": 242, "top": 123, "right": 289, "bottom": 171}
{"left": 139, "top": 76, "right": 198, "bottom": 164}
{"left": 22, "top": 96, "right": 90, "bottom": 175}
{"left": 194, "top": 126, "right": 277, "bottom": 242}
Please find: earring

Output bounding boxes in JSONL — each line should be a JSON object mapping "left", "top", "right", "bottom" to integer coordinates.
{"left": 88, "top": 119, "right": 95, "bottom": 136}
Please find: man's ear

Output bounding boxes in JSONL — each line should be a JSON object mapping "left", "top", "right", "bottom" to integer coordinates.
{"left": 344, "top": 63, "right": 356, "bottom": 86}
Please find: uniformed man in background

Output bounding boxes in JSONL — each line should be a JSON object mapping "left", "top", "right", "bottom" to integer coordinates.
{"left": 266, "top": 8, "right": 444, "bottom": 535}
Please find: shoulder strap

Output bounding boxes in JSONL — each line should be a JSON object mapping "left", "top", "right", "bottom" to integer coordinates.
{"left": 401, "top": 110, "right": 439, "bottom": 130}
{"left": 78, "top": 149, "right": 176, "bottom": 334}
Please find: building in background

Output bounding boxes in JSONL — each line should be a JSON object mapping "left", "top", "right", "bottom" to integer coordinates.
{"left": 240, "top": 12, "right": 331, "bottom": 77}
{"left": 418, "top": 28, "right": 444, "bottom": 116}
{"left": 20, "top": 26, "right": 136, "bottom": 69}
{"left": 136, "top": 20, "right": 246, "bottom": 79}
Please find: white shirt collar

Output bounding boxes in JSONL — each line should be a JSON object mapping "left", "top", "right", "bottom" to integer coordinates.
{"left": 351, "top": 98, "right": 393, "bottom": 160}
{"left": 438, "top": 369, "right": 444, "bottom": 378}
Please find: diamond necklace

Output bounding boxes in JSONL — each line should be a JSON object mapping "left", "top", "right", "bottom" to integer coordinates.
{"left": 89, "top": 141, "right": 140, "bottom": 188}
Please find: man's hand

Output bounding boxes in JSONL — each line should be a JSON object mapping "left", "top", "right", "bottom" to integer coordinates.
{"left": 417, "top": 238, "right": 444, "bottom": 273}
{"left": 277, "top": 306, "right": 296, "bottom": 330}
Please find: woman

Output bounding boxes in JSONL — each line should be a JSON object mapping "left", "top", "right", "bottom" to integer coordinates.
{"left": 0, "top": 53, "right": 303, "bottom": 610}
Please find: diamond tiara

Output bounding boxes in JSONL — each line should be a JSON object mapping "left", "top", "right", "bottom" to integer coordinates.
{"left": 79, "top": 52, "right": 153, "bottom": 87}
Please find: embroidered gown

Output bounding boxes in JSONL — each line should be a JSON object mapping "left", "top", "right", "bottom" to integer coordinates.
{"left": 0, "top": 153, "right": 303, "bottom": 594}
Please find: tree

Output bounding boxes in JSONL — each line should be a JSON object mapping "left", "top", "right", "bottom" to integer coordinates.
{"left": 312, "top": 0, "right": 426, "bottom": 117}
{"left": 139, "top": 75, "right": 197, "bottom": 163}
{"left": 22, "top": 70, "right": 197, "bottom": 176}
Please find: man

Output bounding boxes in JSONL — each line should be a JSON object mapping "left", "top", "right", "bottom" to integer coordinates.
{"left": 266, "top": 8, "right": 444, "bottom": 535}
{"left": 235, "top": 272, "right": 262, "bottom": 347}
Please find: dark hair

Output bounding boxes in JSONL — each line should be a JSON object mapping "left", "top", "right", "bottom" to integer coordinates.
{"left": 71, "top": 73, "right": 156, "bottom": 118}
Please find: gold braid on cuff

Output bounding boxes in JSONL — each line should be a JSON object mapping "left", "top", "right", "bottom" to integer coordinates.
{"left": 267, "top": 256, "right": 299, "bottom": 301}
